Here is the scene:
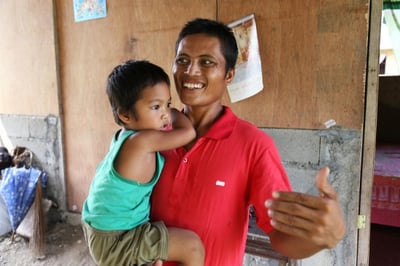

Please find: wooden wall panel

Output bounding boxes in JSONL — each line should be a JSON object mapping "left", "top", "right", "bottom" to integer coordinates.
{"left": 218, "top": 0, "right": 369, "bottom": 129}
{"left": 0, "top": 0, "right": 58, "bottom": 115}
{"left": 57, "top": 0, "right": 369, "bottom": 211}
{"left": 56, "top": 0, "right": 216, "bottom": 211}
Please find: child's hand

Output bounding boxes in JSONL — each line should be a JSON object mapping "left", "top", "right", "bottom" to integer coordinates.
{"left": 148, "top": 260, "right": 163, "bottom": 266}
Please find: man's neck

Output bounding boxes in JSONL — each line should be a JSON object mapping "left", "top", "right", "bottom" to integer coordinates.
{"left": 183, "top": 103, "right": 224, "bottom": 140}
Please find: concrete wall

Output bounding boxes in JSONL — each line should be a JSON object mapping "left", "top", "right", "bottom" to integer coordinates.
{"left": 0, "top": 114, "right": 66, "bottom": 210}
{"left": 0, "top": 114, "right": 361, "bottom": 266}
{"left": 245, "top": 127, "right": 361, "bottom": 266}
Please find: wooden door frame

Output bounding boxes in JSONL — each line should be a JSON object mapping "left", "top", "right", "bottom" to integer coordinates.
{"left": 357, "top": 0, "right": 382, "bottom": 265}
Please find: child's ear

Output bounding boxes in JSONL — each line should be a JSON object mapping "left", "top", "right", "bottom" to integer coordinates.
{"left": 117, "top": 109, "right": 131, "bottom": 124}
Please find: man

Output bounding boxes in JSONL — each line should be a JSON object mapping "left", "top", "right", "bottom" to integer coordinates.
{"left": 151, "top": 18, "right": 346, "bottom": 265}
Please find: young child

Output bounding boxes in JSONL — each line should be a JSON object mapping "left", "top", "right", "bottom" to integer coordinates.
{"left": 81, "top": 60, "right": 204, "bottom": 266}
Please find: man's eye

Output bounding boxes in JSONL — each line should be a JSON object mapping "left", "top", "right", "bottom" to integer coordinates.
{"left": 176, "top": 57, "right": 189, "bottom": 65}
{"left": 202, "top": 59, "right": 215, "bottom": 67}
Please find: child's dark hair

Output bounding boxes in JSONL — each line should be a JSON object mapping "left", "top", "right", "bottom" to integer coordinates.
{"left": 176, "top": 18, "right": 238, "bottom": 75}
{"left": 106, "top": 60, "right": 170, "bottom": 126}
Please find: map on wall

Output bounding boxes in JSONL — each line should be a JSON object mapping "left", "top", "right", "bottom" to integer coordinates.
{"left": 73, "top": 0, "right": 107, "bottom": 22}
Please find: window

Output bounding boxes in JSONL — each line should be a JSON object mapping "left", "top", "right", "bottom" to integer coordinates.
{"left": 380, "top": 5, "right": 400, "bottom": 75}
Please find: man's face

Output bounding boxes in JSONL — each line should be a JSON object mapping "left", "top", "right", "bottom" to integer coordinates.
{"left": 173, "top": 33, "right": 234, "bottom": 107}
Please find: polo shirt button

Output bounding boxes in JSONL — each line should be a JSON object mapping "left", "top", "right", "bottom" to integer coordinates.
{"left": 183, "top": 157, "right": 188, "bottom": 163}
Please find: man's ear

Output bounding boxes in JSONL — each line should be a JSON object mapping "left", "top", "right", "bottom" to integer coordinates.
{"left": 225, "top": 68, "right": 235, "bottom": 84}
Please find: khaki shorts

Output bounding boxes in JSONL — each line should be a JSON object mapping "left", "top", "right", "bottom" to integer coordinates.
{"left": 82, "top": 221, "right": 168, "bottom": 266}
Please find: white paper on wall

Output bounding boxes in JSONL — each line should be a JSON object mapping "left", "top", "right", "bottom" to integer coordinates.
{"left": 227, "top": 14, "right": 263, "bottom": 103}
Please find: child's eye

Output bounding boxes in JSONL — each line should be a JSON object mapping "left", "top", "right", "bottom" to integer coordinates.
{"left": 151, "top": 105, "right": 160, "bottom": 110}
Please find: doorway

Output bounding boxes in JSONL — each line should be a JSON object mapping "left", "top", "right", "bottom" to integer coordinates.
{"left": 369, "top": 75, "right": 400, "bottom": 266}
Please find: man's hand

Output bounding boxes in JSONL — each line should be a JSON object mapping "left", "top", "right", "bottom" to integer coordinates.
{"left": 265, "top": 167, "right": 346, "bottom": 257}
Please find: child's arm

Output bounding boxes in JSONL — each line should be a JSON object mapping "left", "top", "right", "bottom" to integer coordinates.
{"left": 133, "top": 108, "right": 195, "bottom": 153}
{"left": 114, "top": 109, "right": 195, "bottom": 182}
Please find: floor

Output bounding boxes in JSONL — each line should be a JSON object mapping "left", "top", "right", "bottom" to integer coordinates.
{"left": 369, "top": 223, "right": 400, "bottom": 266}
{"left": 0, "top": 221, "right": 95, "bottom": 266}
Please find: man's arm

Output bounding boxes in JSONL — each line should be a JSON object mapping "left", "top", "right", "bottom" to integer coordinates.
{"left": 265, "top": 167, "right": 346, "bottom": 259}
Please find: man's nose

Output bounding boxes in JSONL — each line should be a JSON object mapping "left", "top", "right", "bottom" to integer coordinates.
{"left": 185, "top": 61, "right": 201, "bottom": 75}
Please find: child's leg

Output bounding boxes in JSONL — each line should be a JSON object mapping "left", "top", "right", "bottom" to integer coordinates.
{"left": 166, "top": 227, "right": 204, "bottom": 266}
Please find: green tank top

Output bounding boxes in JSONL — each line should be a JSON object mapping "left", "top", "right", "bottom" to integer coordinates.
{"left": 82, "top": 129, "right": 165, "bottom": 230}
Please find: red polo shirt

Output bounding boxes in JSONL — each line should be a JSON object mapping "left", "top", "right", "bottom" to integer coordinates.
{"left": 151, "top": 106, "right": 291, "bottom": 266}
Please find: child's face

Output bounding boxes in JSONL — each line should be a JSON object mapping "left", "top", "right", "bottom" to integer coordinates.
{"left": 130, "top": 82, "right": 172, "bottom": 131}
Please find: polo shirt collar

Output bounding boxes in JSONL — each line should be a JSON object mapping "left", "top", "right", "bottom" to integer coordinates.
{"left": 202, "top": 106, "right": 237, "bottom": 140}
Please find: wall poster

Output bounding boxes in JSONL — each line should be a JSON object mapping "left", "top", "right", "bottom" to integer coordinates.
{"left": 228, "top": 14, "right": 263, "bottom": 103}
{"left": 73, "top": 0, "right": 107, "bottom": 22}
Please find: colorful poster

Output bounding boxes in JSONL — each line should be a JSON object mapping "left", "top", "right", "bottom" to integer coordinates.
{"left": 228, "top": 14, "right": 263, "bottom": 103}
{"left": 73, "top": 0, "right": 107, "bottom": 22}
